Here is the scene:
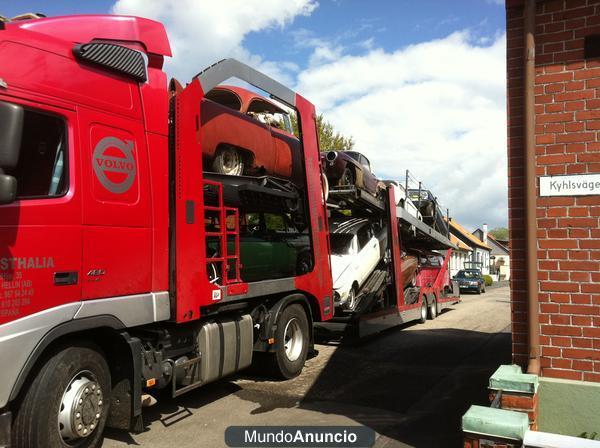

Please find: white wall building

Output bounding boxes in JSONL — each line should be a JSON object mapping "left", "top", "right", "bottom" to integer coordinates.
{"left": 449, "top": 235, "right": 473, "bottom": 277}
{"left": 473, "top": 226, "right": 510, "bottom": 281}
{"left": 447, "top": 219, "right": 492, "bottom": 275}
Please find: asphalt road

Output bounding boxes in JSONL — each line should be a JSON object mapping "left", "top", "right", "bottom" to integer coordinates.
{"left": 103, "top": 287, "right": 511, "bottom": 448}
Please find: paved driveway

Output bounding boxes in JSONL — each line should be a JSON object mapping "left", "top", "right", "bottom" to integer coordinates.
{"left": 104, "top": 287, "right": 511, "bottom": 448}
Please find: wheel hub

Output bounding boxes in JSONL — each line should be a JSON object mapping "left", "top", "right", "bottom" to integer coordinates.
{"left": 283, "top": 318, "right": 303, "bottom": 362}
{"left": 59, "top": 372, "right": 103, "bottom": 441}
{"left": 222, "top": 149, "right": 241, "bottom": 174}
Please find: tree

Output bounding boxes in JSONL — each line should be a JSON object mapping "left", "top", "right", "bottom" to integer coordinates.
{"left": 489, "top": 227, "right": 508, "bottom": 241}
{"left": 291, "top": 113, "right": 355, "bottom": 152}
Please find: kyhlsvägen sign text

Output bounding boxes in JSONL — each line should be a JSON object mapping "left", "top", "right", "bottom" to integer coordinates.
{"left": 539, "top": 174, "right": 600, "bottom": 197}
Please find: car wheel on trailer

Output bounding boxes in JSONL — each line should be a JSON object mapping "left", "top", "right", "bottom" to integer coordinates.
{"left": 341, "top": 167, "right": 354, "bottom": 186}
{"left": 345, "top": 286, "right": 357, "bottom": 311}
{"left": 428, "top": 295, "right": 437, "bottom": 320}
{"left": 321, "top": 172, "right": 329, "bottom": 202}
{"left": 12, "top": 344, "right": 110, "bottom": 448}
{"left": 213, "top": 146, "right": 244, "bottom": 176}
{"left": 419, "top": 298, "right": 427, "bottom": 324}
{"left": 268, "top": 304, "right": 309, "bottom": 379}
{"left": 296, "top": 252, "right": 313, "bottom": 275}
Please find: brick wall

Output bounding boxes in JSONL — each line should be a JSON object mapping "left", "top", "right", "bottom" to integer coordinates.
{"left": 506, "top": 0, "right": 600, "bottom": 381}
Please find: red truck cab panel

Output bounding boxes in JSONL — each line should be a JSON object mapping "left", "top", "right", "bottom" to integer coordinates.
{"left": 0, "top": 15, "right": 171, "bottom": 322}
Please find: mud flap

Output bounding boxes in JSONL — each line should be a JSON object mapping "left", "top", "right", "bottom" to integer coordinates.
{"left": 105, "top": 333, "right": 143, "bottom": 433}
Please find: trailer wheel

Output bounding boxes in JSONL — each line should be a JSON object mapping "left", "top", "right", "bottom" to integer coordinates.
{"left": 213, "top": 146, "right": 244, "bottom": 176}
{"left": 12, "top": 344, "right": 110, "bottom": 448}
{"left": 269, "top": 304, "right": 309, "bottom": 379}
{"left": 419, "top": 299, "right": 427, "bottom": 324}
{"left": 428, "top": 296, "right": 438, "bottom": 320}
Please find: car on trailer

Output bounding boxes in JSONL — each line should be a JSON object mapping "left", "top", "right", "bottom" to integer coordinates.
{"left": 201, "top": 85, "right": 304, "bottom": 183}
{"left": 408, "top": 187, "right": 449, "bottom": 235}
{"left": 321, "top": 150, "right": 380, "bottom": 198}
{"left": 379, "top": 179, "right": 422, "bottom": 220}
{"left": 329, "top": 218, "right": 384, "bottom": 310}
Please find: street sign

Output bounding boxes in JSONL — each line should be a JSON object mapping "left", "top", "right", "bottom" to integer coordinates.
{"left": 539, "top": 174, "right": 600, "bottom": 197}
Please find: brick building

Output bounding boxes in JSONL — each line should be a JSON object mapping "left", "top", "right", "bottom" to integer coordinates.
{"left": 507, "top": 0, "right": 599, "bottom": 382}
{"left": 462, "top": 0, "right": 600, "bottom": 444}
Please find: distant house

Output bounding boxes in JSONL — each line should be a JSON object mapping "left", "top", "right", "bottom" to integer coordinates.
{"left": 473, "top": 225, "right": 510, "bottom": 281}
{"left": 447, "top": 218, "right": 492, "bottom": 275}
{"left": 448, "top": 234, "right": 473, "bottom": 278}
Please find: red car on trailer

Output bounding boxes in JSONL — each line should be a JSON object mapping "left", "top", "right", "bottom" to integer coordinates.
{"left": 201, "top": 85, "right": 303, "bottom": 181}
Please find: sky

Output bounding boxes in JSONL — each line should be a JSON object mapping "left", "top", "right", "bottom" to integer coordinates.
{"left": 1, "top": 0, "right": 508, "bottom": 230}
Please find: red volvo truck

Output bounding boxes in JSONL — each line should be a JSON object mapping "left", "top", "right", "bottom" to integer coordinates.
{"left": 0, "top": 14, "right": 334, "bottom": 448}
{"left": 0, "top": 14, "right": 459, "bottom": 448}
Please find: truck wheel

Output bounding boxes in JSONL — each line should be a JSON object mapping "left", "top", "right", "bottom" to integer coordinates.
{"left": 269, "top": 304, "right": 309, "bottom": 379}
{"left": 419, "top": 299, "right": 427, "bottom": 324}
{"left": 428, "top": 296, "right": 438, "bottom": 320}
{"left": 12, "top": 344, "right": 110, "bottom": 448}
{"left": 213, "top": 146, "right": 244, "bottom": 176}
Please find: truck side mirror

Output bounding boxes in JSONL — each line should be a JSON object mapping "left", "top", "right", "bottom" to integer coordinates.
{"left": 0, "top": 102, "right": 24, "bottom": 168}
{"left": 0, "top": 172, "right": 17, "bottom": 204}
{"left": 0, "top": 102, "right": 24, "bottom": 204}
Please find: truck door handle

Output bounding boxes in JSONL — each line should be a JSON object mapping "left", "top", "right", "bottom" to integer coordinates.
{"left": 54, "top": 271, "right": 78, "bottom": 286}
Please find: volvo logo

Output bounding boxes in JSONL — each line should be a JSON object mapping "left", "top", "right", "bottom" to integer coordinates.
{"left": 93, "top": 136, "right": 137, "bottom": 194}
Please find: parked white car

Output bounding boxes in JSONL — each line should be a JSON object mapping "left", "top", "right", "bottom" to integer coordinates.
{"left": 329, "top": 218, "right": 383, "bottom": 310}
{"left": 379, "top": 180, "right": 422, "bottom": 221}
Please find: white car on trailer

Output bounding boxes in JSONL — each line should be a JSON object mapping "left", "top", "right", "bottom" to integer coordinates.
{"left": 329, "top": 218, "right": 383, "bottom": 310}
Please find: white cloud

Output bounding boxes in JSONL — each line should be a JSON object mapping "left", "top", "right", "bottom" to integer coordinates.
{"left": 111, "top": 0, "right": 317, "bottom": 82}
{"left": 296, "top": 31, "right": 507, "bottom": 229}
{"left": 107, "top": 0, "right": 506, "bottom": 228}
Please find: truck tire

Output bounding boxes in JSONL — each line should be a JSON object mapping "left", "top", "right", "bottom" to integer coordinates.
{"left": 12, "top": 344, "right": 111, "bottom": 448}
{"left": 268, "top": 304, "right": 309, "bottom": 379}
{"left": 213, "top": 146, "right": 244, "bottom": 176}
{"left": 428, "top": 296, "right": 438, "bottom": 320}
{"left": 419, "top": 299, "right": 427, "bottom": 324}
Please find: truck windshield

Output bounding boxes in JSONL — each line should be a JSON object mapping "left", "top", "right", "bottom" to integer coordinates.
{"left": 1, "top": 102, "right": 67, "bottom": 199}
{"left": 330, "top": 233, "right": 354, "bottom": 255}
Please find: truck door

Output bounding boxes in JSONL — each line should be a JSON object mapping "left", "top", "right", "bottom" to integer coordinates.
{"left": 0, "top": 99, "right": 81, "bottom": 322}
{"left": 78, "top": 108, "right": 152, "bottom": 299}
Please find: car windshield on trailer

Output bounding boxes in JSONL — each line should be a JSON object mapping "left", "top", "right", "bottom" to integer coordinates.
{"left": 330, "top": 233, "right": 354, "bottom": 255}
